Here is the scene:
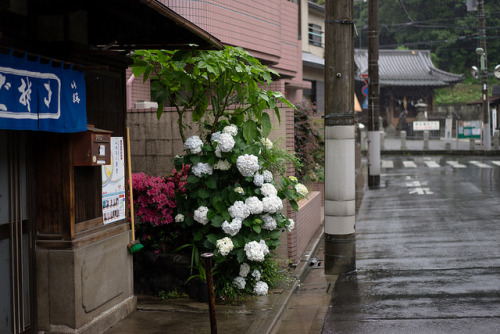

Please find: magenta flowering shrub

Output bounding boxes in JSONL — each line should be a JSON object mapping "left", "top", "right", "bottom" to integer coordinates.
{"left": 132, "top": 166, "right": 190, "bottom": 253}
{"left": 133, "top": 173, "right": 176, "bottom": 225}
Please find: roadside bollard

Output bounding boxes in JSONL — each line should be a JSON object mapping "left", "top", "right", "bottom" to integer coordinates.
{"left": 400, "top": 130, "right": 407, "bottom": 150}
{"left": 470, "top": 138, "right": 475, "bottom": 151}
{"left": 201, "top": 253, "right": 217, "bottom": 334}
{"left": 423, "top": 131, "right": 429, "bottom": 150}
{"left": 380, "top": 131, "right": 386, "bottom": 150}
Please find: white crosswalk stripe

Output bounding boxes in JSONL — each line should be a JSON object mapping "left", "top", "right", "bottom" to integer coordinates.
{"left": 469, "top": 161, "right": 492, "bottom": 168}
{"left": 491, "top": 161, "right": 500, "bottom": 167}
{"left": 403, "top": 161, "right": 417, "bottom": 168}
{"left": 423, "top": 161, "right": 440, "bottom": 168}
{"left": 382, "top": 160, "right": 394, "bottom": 168}
{"left": 446, "top": 161, "right": 467, "bottom": 168}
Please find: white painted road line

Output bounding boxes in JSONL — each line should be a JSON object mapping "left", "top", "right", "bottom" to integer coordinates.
{"left": 424, "top": 161, "right": 440, "bottom": 168}
{"left": 403, "top": 161, "right": 417, "bottom": 168}
{"left": 491, "top": 161, "right": 500, "bottom": 167}
{"left": 469, "top": 161, "right": 492, "bottom": 168}
{"left": 446, "top": 161, "right": 467, "bottom": 169}
{"left": 382, "top": 160, "right": 394, "bottom": 168}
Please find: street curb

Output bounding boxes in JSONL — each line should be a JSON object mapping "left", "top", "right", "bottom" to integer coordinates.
{"left": 255, "top": 225, "right": 325, "bottom": 334}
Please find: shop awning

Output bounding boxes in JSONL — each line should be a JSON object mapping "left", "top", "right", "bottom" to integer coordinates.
{"left": 0, "top": 51, "right": 87, "bottom": 133}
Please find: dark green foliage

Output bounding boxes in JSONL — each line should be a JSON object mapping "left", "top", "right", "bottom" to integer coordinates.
{"left": 294, "top": 102, "right": 324, "bottom": 182}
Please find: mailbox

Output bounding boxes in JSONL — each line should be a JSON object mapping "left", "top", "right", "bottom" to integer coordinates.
{"left": 74, "top": 126, "right": 113, "bottom": 166}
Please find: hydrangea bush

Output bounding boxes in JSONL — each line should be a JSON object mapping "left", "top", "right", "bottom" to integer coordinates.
{"left": 133, "top": 46, "right": 307, "bottom": 298}
{"left": 174, "top": 122, "right": 308, "bottom": 297}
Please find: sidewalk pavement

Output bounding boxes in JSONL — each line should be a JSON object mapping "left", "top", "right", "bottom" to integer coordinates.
{"left": 105, "top": 224, "right": 333, "bottom": 334}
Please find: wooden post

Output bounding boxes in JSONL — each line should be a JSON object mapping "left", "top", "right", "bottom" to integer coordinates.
{"left": 324, "top": 0, "right": 356, "bottom": 275}
{"left": 367, "top": 0, "right": 380, "bottom": 187}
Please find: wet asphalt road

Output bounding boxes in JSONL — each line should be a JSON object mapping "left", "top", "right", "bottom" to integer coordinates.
{"left": 322, "top": 156, "right": 500, "bottom": 334}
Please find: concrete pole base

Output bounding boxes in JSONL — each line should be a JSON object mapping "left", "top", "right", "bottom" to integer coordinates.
{"left": 324, "top": 233, "right": 356, "bottom": 275}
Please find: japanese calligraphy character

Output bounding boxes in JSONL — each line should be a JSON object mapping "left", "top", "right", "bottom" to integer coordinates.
{"left": 73, "top": 92, "right": 80, "bottom": 104}
{"left": 18, "top": 77, "right": 32, "bottom": 112}
{"left": 43, "top": 81, "right": 52, "bottom": 108}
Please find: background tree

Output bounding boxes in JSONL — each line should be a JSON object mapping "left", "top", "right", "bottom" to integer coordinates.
{"left": 355, "top": 0, "right": 500, "bottom": 75}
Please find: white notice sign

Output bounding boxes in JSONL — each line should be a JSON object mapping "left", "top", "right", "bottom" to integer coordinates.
{"left": 413, "top": 121, "right": 440, "bottom": 131}
{"left": 102, "top": 137, "right": 126, "bottom": 224}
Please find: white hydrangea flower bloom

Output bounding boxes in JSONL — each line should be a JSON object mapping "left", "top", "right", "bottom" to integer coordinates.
{"left": 259, "top": 239, "right": 270, "bottom": 256}
{"left": 184, "top": 136, "right": 203, "bottom": 154}
{"left": 289, "top": 176, "right": 298, "bottom": 183}
{"left": 222, "top": 124, "right": 238, "bottom": 136}
{"left": 261, "top": 137, "right": 273, "bottom": 150}
{"left": 286, "top": 218, "right": 295, "bottom": 232}
{"left": 222, "top": 218, "right": 242, "bottom": 236}
{"left": 261, "top": 214, "right": 277, "bottom": 231}
{"left": 192, "top": 162, "right": 213, "bottom": 177}
{"left": 251, "top": 269, "right": 261, "bottom": 281}
{"left": 262, "top": 170, "right": 273, "bottom": 183}
{"left": 254, "top": 281, "right": 268, "bottom": 296}
{"left": 174, "top": 214, "right": 184, "bottom": 223}
{"left": 214, "top": 159, "right": 231, "bottom": 171}
{"left": 262, "top": 195, "right": 283, "bottom": 213}
{"left": 260, "top": 183, "right": 277, "bottom": 197}
{"left": 295, "top": 183, "right": 309, "bottom": 197}
{"left": 239, "top": 263, "right": 251, "bottom": 277}
{"left": 193, "top": 206, "right": 209, "bottom": 225}
{"left": 215, "top": 133, "right": 235, "bottom": 152}
{"left": 234, "top": 187, "right": 244, "bottom": 194}
{"left": 215, "top": 146, "right": 222, "bottom": 158}
{"left": 211, "top": 131, "right": 221, "bottom": 143}
{"left": 253, "top": 173, "right": 264, "bottom": 187}
{"left": 216, "top": 237, "right": 234, "bottom": 256}
{"left": 228, "top": 201, "right": 250, "bottom": 220}
{"left": 236, "top": 154, "right": 260, "bottom": 177}
{"left": 233, "top": 276, "right": 246, "bottom": 290}
{"left": 245, "top": 196, "right": 263, "bottom": 215}
{"left": 244, "top": 240, "right": 269, "bottom": 262}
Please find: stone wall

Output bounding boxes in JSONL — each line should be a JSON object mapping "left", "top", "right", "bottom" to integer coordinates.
{"left": 36, "top": 231, "right": 136, "bottom": 333}
{"left": 434, "top": 104, "right": 482, "bottom": 121}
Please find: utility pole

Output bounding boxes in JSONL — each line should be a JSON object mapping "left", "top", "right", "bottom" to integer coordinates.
{"left": 367, "top": 0, "right": 380, "bottom": 187}
{"left": 478, "top": 0, "right": 491, "bottom": 150}
{"left": 324, "top": 0, "right": 356, "bottom": 274}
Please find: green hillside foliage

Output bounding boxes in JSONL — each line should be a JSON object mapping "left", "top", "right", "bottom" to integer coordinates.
{"left": 434, "top": 83, "right": 482, "bottom": 105}
{"left": 355, "top": 0, "right": 500, "bottom": 76}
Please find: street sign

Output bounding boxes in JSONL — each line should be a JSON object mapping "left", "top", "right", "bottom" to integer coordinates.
{"left": 362, "top": 85, "right": 368, "bottom": 97}
{"left": 362, "top": 97, "right": 368, "bottom": 110}
{"left": 413, "top": 121, "right": 440, "bottom": 131}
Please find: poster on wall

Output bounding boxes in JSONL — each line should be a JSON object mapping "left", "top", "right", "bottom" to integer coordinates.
{"left": 102, "top": 137, "right": 126, "bottom": 224}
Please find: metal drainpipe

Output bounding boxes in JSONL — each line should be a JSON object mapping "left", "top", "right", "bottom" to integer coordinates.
{"left": 126, "top": 73, "right": 135, "bottom": 110}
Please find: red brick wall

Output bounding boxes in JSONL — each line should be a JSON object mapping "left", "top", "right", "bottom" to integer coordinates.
{"left": 288, "top": 191, "right": 322, "bottom": 264}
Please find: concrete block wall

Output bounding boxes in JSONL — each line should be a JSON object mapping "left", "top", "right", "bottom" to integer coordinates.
{"left": 127, "top": 105, "right": 293, "bottom": 177}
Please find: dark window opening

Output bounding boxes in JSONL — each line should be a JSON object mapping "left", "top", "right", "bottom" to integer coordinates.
{"left": 308, "top": 23, "right": 323, "bottom": 47}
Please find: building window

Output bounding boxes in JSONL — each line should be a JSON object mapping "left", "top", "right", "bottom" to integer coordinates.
{"left": 308, "top": 23, "right": 323, "bottom": 47}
